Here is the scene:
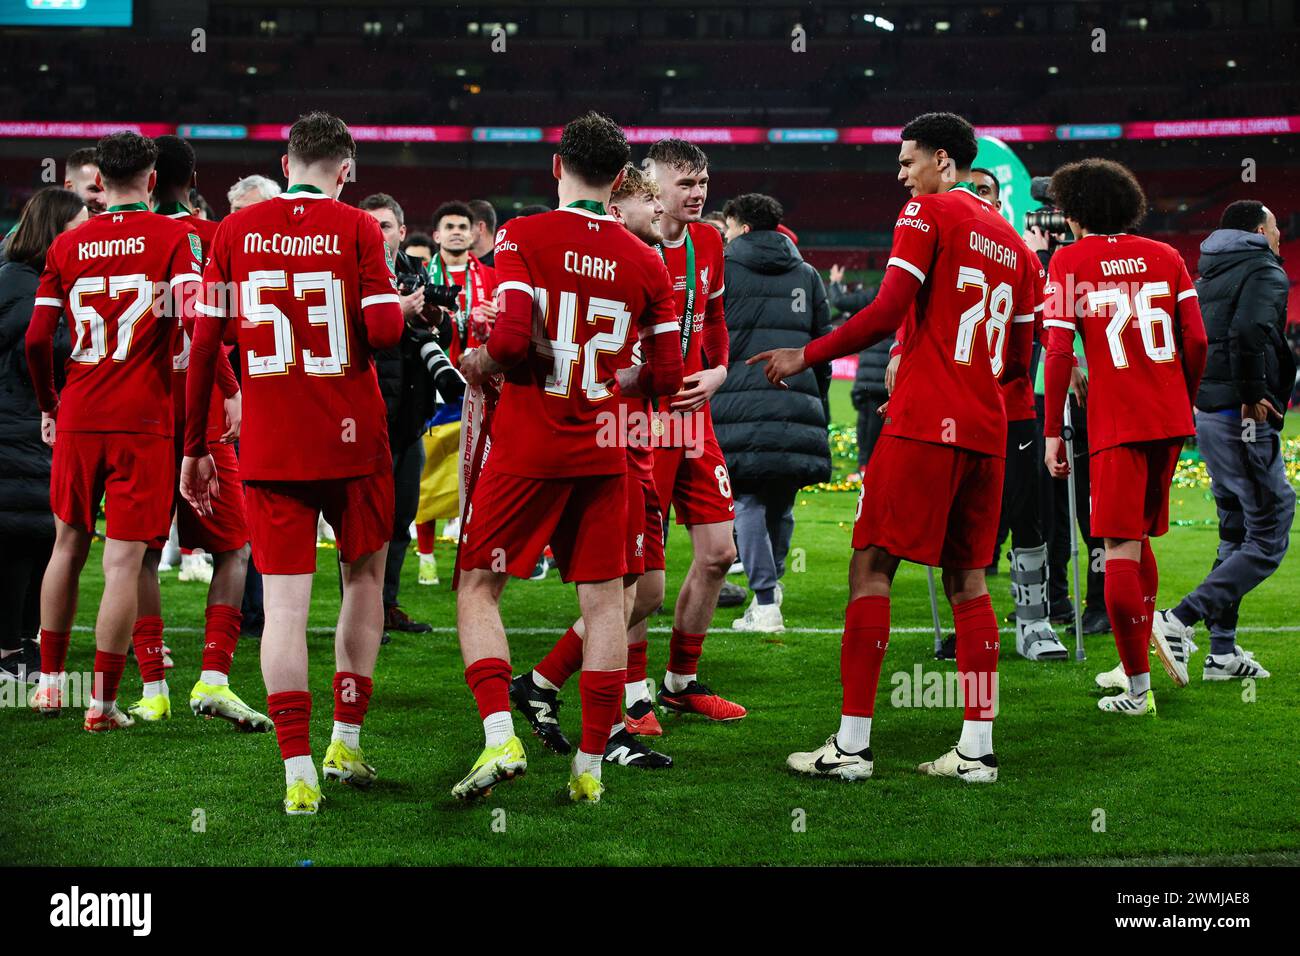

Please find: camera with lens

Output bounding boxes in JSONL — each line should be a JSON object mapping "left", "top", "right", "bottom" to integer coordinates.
{"left": 403, "top": 321, "right": 466, "bottom": 407}
{"left": 396, "top": 270, "right": 463, "bottom": 313}
{"left": 1024, "top": 176, "right": 1073, "bottom": 245}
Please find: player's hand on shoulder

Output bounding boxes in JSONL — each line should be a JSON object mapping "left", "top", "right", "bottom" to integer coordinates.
{"left": 1043, "top": 436, "right": 1069, "bottom": 479}
{"left": 180, "top": 454, "right": 220, "bottom": 517}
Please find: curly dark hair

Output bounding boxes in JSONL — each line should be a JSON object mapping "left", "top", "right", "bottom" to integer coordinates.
{"left": 287, "top": 111, "right": 356, "bottom": 166}
{"left": 1048, "top": 158, "right": 1148, "bottom": 235}
{"left": 153, "top": 135, "right": 196, "bottom": 194}
{"left": 645, "top": 137, "right": 709, "bottom": 175}
{"left": 432, "top": 200, "right": 473, "bottom": 230}
{"left": 557, "top": 111, "right": 630, "bottom": 187}
{"left": 900, "top": 112, "right": 978, "bottom": 169}
{"left": 95, "top": 131, "right": 158, "bottom": 186}
{"left": 721, "top": 193, "right": 784, "bottom": 231}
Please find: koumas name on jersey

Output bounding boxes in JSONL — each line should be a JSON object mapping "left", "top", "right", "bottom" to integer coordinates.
{"left": 1041, "top": 234, "right": 1205, "bottom": 451}
{"left": 183, "top": 185, "right": 403, "bottom": 479}
{"left": 806, "top": 183, "right": 1040, "bottom": 456}
{"left": 27, "top": 204, "right": 203, "bottom": 435}
{"left": 484, "top": 202, "right": 684, "bottom": 478}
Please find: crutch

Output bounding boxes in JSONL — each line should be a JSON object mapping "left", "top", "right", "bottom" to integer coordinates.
{"left": 926, "top": 567, "right": 943, "bottom": 656}
{"left": 1062, "top": 400, "right": 1086, "bottom": 661}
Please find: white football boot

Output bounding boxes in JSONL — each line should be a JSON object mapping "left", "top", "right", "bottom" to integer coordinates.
{"left": 917, "top": 746, "right": 998, "bottom": 783}
{"left": 1151, "top": 610, "right": 1193, "bottom": 687}
{"left": 1098, "top": 690, "right": 1157, "bottom": 716}
{"left": 787, "top": 736, "right": 873, "bottom": 781}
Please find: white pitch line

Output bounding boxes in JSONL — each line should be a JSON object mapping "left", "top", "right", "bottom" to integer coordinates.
{"left": 70, "top": 624, "right": 1300, "bottom": 636}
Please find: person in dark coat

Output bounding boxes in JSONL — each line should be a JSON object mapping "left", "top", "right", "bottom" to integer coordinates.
{"left": 713, "top": 194, "right": 831, "bottom": 633}
{"left": 827, "top": 265, "right": 891, "bottom": 470}
{"left": 1154, "top": 200, "right": 1295, "bottom": 680}
{"left": 0, "top": 187, "right": 86, "bottom": 683}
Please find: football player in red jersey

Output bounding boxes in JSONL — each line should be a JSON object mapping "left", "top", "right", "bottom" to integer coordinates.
{"left": 25, "top": 131, "right": 203, "bottom": 732}
{"left": 1042, "top": 159, "right": 1207, "bottom": 714}
{"left": 453, "top": 113, "right": 683, "bottom": 804}
{"left": 509, "top": 162, "right": 676, "bottom": 769}
{"left": 123, "top": 134, "right": 270, "bottom": 731}
{"left": 752, "top": 113, "right": 1038, "bottom": 783}
{"left": 642, "top": 138, "right": 747, "bottom": 722}
{"left": 181, "top": 112, "right": 404, "bottom": 815}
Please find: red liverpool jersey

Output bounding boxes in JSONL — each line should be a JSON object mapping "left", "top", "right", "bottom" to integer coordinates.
{"left": 658, "top": 220, "right": 727, "bottom": 376}
{"left": 186, "top": 186, "right": 402, "bottom": 480}
{"left": 28, "top": 204, "right": 202, "bottom": 436}
{"left": 882, "top": 186, "right": 1043, "bottom": 457}
{"left": 485, "top": 203, "right": 681, "bottom": 479}
{"left": 1042, "top": 234, "right": 1204, "bottom": 451}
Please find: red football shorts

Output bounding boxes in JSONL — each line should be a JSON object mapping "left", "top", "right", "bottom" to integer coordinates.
{"left": 158, "top": 439, "right": 248, "bottom": 554}
{"left": 625, "top": 474, "right": 666, "bottom": 577}
{"left": 853, "top": 434, "right": 1004, "bottom": 569}
{"left": 652, "top": 423, "right": 735, "bottom": 528}
{"left": 1089, "top": 438, "right": 1183, "bottom": 541}
{"left": 460, "top": 465, "right": 627, "bottom": 583}
{"left": 51, "top": 430, "right": 174, "bottom": 542}
{"left": 243, "top": 466, "right": 394, "bottom": 575}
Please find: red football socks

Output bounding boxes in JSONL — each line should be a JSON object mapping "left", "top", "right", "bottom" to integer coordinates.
{"left": 535, "top": 626, "right": 584, "bottom": 689}
{"left": 579, "top": 668, "right": 625, "bottom": 755}
{"left": 465, "top": 657, "right": 511, "bottom": 719}
{"left": 39, "top": 628, "right": 71, "bottom": 675}
{"left": 667, "top": 628, "right": 704, "bottom": 677}
{"left": 1106, "top": 558, "right": 1151, "bottom": 677}
{"left": 91, "top": 650, "right": 127, "bottom": 706}
{"left": 333, "top": 671, "right": 373, "bottom": 726}
{"left": 953, "top": 594, "right": 1000, "bottom": 721}
{"left": 267, "top": 690, "right": 312, "bottom": 760}
{"left": 626, "top": 640, "right": 649, "bottom": 684}
{"left": 416, "top": 521, "right": 438, "bottom": 555}
{"left": 131, "top": 616, "right": 165, "bottom": 683}
{"left": 840, "top": 596, "right": 890, "bottom": 717}
{"left": 201, "top": 604, "right": 242, "bottom": 676}
{"left": 1139, "top": 538, "right": 1159, "bottom": 623}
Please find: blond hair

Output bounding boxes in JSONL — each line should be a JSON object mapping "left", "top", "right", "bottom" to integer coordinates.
{"left": 610, "top": 163, "right": 660, "bottom": 204}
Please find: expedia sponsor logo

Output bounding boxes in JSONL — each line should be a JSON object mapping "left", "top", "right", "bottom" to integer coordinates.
{"left": 896, "top": 216, "right": 931, "bottom": 232}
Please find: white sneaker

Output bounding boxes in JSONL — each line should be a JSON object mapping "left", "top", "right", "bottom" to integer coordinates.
{"left": 916, "top": 746, "right": 998, "bottom": 783}
{"left": 178, "top": 552, "right": 213, "bottom": 584}
{"left": 1151, "top": 610, "right": 1192, "bottom": 688}
{"left": 1016, "top": 620, "right": 1068, "bottom": 661}
{"left": 787, "top": 736, "right": 873, "bottom": 780}
{"left": 727, "top": 559, "right": 745, "bottom": 575}
{"left": 1098, "top": 690, "right": 1157, "bottom": 716}
{"left": 1203, "top": 649, "right": 1270, "bottom": 681}
{"left": 1095, "top": 662, "right": 1128, "bottom": 691}
{"left": 732, "top": 601, "right": 784, "bottom": 633}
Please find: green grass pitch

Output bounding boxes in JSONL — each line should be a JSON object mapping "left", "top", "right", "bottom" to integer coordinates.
{"left": 3, "top": 383, "right": 1297, "bottom": 866}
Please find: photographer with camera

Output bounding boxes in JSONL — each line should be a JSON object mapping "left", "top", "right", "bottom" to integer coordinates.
{"left": 360, "top": 194, "right": 467, "bottom": 636}
{"left": 1024, "top": 177, "right": 1110, "bottom": 635}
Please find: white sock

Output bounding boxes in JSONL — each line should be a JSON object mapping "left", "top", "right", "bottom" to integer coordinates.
{"left": 572, "top": 750, "right": 603, "bottom": 780}
{"left": 624, "top": 679, "right": 650, "bottom": 708}
{"left": 608, "top": 721, "right": 625, "bottom": 740}
{"left": 664, "top": 670, "right": 693, "bottom": 693}
{"left": 483, "top": 710, "right": 514, "bottom": 748}
{"left": 1128, "top": 671, "right": 1151, "bottom": 696}
{"left": 419, "top": 552, "right": 435, "bottom": 564}
{"left": 199, "top": 669, "right": 228, "bottom": 686}
{"left": 958, "top": 720, "right": 993, "bottom": 758}
{"left": 332, "top": 720, "right": 360, "bottom": 749}
{"left": 38, "top": 671, "right": 63, "bottom": 692}
{"left": 89, "top": 696, "right": 115, "bottom": 715}
{"left": 284, "top": 755, "right": 318, "bottom": 788}
{"left": 531, "top": 670, "right": 559, "bottom": 692}
{"left": 836, "top": 715, "right": 871, "bottom": 753}
{"left": 142, "top": 680, "right": 168, "bottom": 699}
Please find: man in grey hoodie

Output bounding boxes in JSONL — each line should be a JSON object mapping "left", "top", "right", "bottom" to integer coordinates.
{"left": 1151, "top": 200, "right": 1295, "bottom": 683}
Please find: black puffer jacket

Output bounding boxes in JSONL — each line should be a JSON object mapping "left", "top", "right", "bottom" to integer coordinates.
{"left": 1194, "top": 229, "right": 1294, "bottom": 413}
{"left": 0, "top": 257, "right": 69, "bottom": 538}
{"left": 712, "top": 230, "right": 832, "bottom": 487}
{"left": 375, "top": 249, "right": 446, "bottom": 451}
